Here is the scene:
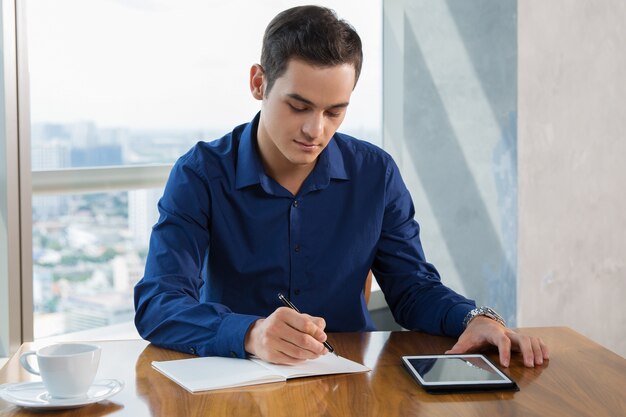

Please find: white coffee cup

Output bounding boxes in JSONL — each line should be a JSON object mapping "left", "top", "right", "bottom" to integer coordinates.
{"left": 19, "top": 343, "right": 101, "bottom": 398}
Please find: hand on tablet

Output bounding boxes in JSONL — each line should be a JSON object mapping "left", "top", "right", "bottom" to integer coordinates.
{"left": 445, "top": 316, "right": 549, "bottom": 368}
{"left": 244, "top": 307, "right": 328, "bottom": 365}
{"left": 402, "top": 354, "right": 518, "bottom": 393}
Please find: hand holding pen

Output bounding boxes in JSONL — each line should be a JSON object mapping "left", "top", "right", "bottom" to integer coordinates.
{"left": 243, "top": 293, "right": 333, "bottom": 364}
{"left": 278, "top": 293, "right": 337, "bottom": 356}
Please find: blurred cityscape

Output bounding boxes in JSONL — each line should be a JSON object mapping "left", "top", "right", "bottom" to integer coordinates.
{"left": 31, "top": 121, "right": 220, "bottom": 339}
{"left": 32, "top": 121, "right": 381, "bottom": 339}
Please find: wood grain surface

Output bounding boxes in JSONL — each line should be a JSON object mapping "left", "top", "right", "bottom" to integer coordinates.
{"left": 1, "top": 327, "right": 624, "bottom": 417}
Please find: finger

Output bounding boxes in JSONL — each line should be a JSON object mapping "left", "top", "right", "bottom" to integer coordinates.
{"left": 266, "top": 309, "right": 326, "bottom": 358}
{"left": 276, "top": 340, "right": 322, "bottom": 361}
{"left": 272, "top": 309, "right": 326, "bottom": 359}
{"left": 510, "top": 332, "right": 534, "bottom": 367}
{"left": 280, "top": 311, "right": 328, "bottom": 346}
{"left": 539, "top": 337, "right": 550, "bottom": 360}
{"left": 275, "top": 320, "right": 326, "bottom": 358}
{"left": 247, "top": 322, "right": 310, "bottom": 365}
{"left": 531, "top": 337, "right": 544, "bottom": 365}
{"left": 301, "top": 314, "right": 327, "bottom": 342}
{"left": 277, "top": 308, "right": 319, "bottom": 333}
{"left": 308, "top": 316, "right": 326, "bottom": 331}
{"left": 495, "top": 332, "right": 512, "bottom": 368}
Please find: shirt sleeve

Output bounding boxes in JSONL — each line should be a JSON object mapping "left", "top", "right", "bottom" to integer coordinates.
{"left": 372, "top": 158, "right": 475, "bottom": 337}
{"left": 133, "top": 151, "right": 261, "bottom": 358}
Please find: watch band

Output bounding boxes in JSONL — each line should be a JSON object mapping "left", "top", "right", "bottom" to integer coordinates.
{"left": 463, "top": 306, "right": 506, "bottom": 328}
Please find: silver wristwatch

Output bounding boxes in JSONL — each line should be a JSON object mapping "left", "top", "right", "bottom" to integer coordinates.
{"left": 463, "top": 306, "right": 506, "bottom": 328}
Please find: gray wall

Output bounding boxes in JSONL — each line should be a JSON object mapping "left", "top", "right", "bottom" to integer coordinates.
{"left": 518, "top": 1, "right": 626, "bottom": 357}
{"left": 383, "top": 0, "right": 518, "bottom": 323}
{"left": 382, "top": 0, "right": 626, "bottom": 359}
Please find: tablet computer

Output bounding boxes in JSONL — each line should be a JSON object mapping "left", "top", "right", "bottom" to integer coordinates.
{"left": 401, "top": 354, "right": 518, "bottom": 393}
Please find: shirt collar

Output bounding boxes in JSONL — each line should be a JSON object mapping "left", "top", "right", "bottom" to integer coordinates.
{"left": 235, "top": 112, "right": 349, "bottom": 192}
{"left": 235, "top": 113, "right": 263, "bottom": 190}
{"left": 324, "top": 136, "right": 349, "bottom": 181}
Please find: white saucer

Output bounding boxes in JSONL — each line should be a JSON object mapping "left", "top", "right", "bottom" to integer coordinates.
{"left": 0, "top": 379, "right": 124, "bottom": 410}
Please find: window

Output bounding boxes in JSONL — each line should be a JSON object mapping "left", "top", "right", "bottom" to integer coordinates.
{"left": 19, "top": 0, "right": 382, "bottom": 340}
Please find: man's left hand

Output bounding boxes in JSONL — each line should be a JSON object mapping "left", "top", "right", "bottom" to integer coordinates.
{"left": 445, "top": 316, "right": 549, "bottom": 368}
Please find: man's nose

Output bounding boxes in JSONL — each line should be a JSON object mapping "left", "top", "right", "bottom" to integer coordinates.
{"left": 301, "top": 112, "right": 324, "bottom": 140}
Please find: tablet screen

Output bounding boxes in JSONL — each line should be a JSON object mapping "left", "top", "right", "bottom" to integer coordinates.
{"left": 402, "top": 354, "right": 516, "bottom": 392}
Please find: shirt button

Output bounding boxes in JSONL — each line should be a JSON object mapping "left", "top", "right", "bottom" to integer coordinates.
{"left": 294, "top": 244, "right": 300, "bottom": 252}
{"left": 190, "top": 347, "right": 196, "bottom": 355}
{"left": 293, "top": 200, "right": 299, "bottom": 208}
{"left": 294, "top": 289, "right": 301, "bottom": 295}
{"left": 230, "top": 351, "right": 237, "bottom": 358}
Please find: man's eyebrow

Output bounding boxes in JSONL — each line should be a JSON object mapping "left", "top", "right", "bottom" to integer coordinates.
{"left": 286, "top": 93, "right": 349, "bottom": 109}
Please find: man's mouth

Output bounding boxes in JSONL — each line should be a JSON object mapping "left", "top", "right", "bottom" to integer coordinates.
{"left": 294, "top": 140, "right": 318, "bottom": 150}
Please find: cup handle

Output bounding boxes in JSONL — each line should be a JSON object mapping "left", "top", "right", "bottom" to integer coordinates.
{"left": 19, "top": 351, "right": 40, "bottom": 376}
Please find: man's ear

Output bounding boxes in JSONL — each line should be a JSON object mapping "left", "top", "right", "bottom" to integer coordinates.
{"left": 249, "top": 64, "right": 265, "bottom": 100}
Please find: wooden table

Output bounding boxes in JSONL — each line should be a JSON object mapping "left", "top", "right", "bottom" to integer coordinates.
{"left": 1, "top": 327, "right": 625, "bottom": 417}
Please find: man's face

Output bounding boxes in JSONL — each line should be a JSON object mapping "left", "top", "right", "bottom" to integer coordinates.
{"left": 253, "top": 59, "right": 356, "bottom": 172}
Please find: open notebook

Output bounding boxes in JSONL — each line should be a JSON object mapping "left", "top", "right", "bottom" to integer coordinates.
{"left": 152, "top": 353, "right": 370, "bottom": 392}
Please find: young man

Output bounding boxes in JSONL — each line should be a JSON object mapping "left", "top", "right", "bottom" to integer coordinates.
{"left": 134, "top": 5, "right": 548, "bottom": 367}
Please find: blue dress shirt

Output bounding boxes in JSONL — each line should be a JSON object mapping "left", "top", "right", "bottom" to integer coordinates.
{"left": 134, "top": 113, "right": 475, "bottom": 358}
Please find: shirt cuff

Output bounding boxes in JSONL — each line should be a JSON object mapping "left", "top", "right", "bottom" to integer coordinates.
{"left": 444, "top": 303, "right": 476, "bottom": 337}
{"left": 210, "top": 313, "right": 262, "bottom": 358}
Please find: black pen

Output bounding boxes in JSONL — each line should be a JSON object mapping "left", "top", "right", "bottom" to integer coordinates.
{"left": 277, "top": 292, "right": 337, "bottom": 356}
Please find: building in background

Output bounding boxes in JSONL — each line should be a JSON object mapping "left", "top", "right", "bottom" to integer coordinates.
{"left": 128, "top": 188, "right": 161, "bottom": 249}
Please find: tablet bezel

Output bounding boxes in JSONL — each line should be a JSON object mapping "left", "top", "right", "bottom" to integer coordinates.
{"left": 401, "top": 354, "right": 516, "bottom": 392}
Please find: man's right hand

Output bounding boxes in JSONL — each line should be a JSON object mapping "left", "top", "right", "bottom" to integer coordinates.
{"left": 244, "top": 307, "right": 328, "bottom": 364}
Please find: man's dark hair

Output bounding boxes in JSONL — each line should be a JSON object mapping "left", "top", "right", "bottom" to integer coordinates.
{"left": 260, "top": 5, "right": 363, "bottom": 95}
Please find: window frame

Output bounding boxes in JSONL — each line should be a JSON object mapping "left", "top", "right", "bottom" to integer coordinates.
{"left": 1, "top": 0, "right": 26, "bottom": 357}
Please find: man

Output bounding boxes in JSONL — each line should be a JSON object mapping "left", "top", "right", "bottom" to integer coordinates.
{"left": 134, "top": 5, "right": 548, "bottom": 368}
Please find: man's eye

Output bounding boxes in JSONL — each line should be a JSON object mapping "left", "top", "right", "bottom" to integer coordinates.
{"left": 288, "top": 103, "right": 307, "bottom": 112}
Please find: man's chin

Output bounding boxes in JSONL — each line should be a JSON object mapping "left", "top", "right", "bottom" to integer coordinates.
{"left": 288, "top": 155, "right": 319, "bottom": 167}
{"left": 285, "top": 148, "right": 320, "bottom": 162}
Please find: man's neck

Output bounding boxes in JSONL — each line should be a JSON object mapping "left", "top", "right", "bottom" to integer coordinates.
{"left": 262, "top": 158, "right": 315, "bottom": 196}
{"left": 255, "top": 129, "right": 316, "bottom": 196}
